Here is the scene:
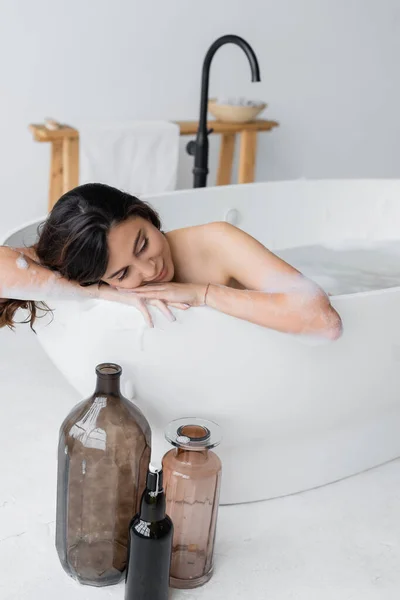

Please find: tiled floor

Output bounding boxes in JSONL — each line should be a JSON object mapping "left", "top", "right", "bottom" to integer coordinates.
{"left": 1, "top": 325, "right": 399, "bottom": 600}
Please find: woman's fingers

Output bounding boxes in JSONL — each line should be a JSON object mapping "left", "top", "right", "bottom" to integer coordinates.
{"left": 115, "top": 288, "right": 190, "bottom": 325}
{"left": 136, "top": 297, "right": 154, "bottom": 328}
{"left": 168, "top": 302, "right": 190, "bottom": 310}
{"left": 147, "top": 299, "right": 176, "bottom": 322}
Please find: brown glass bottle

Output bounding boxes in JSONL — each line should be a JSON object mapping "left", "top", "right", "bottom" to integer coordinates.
{"left": 55, "top": 363, "right": 151, "bottom": 587}
{"left": 162, "top": 418, "right": 222, "bottom": 589}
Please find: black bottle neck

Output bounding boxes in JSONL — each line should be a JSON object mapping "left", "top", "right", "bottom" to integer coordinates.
{"left": 139, "top": 469, "right": 167, "bottom": 523}
{"left": 139, "top": 489, "right": 167, "bottom": 523}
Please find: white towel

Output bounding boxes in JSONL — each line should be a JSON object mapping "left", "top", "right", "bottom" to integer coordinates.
{"left": 78, "top": 120, "right": 180, "bottom": 195}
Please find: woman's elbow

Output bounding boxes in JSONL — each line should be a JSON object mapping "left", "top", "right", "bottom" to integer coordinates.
{"left": 324, "top": 311, "right": 343, "bottom": 340}
{"left": 315, "top": 303, "right": 343, "bottom": 341}
{"left": 289, "top": 278, "right": 342, "bottom": 341}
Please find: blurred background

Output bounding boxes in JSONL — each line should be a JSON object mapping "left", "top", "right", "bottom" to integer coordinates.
{"left": 1, "top": 0, "right": 400, "bottom": 238}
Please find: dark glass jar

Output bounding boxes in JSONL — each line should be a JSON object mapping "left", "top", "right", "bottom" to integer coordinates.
{"left": 55, "top": 363, "right": 151, "bottom": 586}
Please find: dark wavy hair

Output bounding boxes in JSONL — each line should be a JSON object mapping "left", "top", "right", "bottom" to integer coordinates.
{"left": 0, "top": 183, "right": 161, "bottom": 330}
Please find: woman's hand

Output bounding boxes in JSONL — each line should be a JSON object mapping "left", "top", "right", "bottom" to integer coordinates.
{"left": 125, "top": 282, "right": 208, "bottom": 307}
{"left": 97, "top": 284, "right": 190, "bottom": 328}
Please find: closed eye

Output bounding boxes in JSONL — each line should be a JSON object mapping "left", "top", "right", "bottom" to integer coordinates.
{"left": 117, "top": 268, "right": 128, "bottom": 282}
{"left": 139, "top": 237, "right": 148, "bottom": 253}
{"left": 116, "top": 238, "right": 148, "bottom": 281}
{"left": 114, "top": 237, "right": 149, "bottom": 282}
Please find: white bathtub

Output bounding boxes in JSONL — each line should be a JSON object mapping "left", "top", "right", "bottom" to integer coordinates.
{"left": 4, "top": 179, "right": 400, "bottom": 505}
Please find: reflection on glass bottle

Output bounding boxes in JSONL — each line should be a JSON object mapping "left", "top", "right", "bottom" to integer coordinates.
{"left": 162, "top": 418, "right": 222, "bottom": 589}
{"left": 55, "top": 363, "right": 151, "bottom": 587}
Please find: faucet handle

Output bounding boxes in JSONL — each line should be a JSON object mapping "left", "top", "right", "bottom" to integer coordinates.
{"left": 186, "top": 140, "right": 197, "bottom": 156}
{"left": 185, "top": 128, "right": 214, "bottom": 157}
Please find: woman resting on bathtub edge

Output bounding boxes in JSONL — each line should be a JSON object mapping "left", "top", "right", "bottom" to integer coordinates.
{"left": 0, "top": 183, "right": 342, "bottom": 339}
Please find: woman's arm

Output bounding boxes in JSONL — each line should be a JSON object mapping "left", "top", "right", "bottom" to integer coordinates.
{"left": 0, "top": 245, "right": 99, "bottom": 303}
{"left": 204, "top": 223, "right": 342, "bottom": 339}
{"left": 0, "top": 246, "right": 182, "bottom": 327}
{"left": 204, "top": 282, "right": 341, "bottom": 338}
{"left": 0, "top": 246, "right": 38, "bottom": 302}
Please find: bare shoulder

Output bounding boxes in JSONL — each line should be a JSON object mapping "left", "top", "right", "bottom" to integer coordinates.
{"left": 167, "top": 222, "right": 259, "bottom": 264}
{"left": 193, "top": 221, "right": 236, "bottom": 235}
{"left": 191, "top": 221, "right": 262, "bottom": 250}
{"left": 195, "top": 221, "right": 253, "bottom": 240}
{"left": 168, "top": 221, "right": 239, "bottom": 243}
{"left": 166, "top": 222, "right": 239, "bottom": 284}
{"left": 187, "top": 222, "right": 300, "bottom": 290}
{"left": 169, "top": 221, "right": 231, "bottom": 233}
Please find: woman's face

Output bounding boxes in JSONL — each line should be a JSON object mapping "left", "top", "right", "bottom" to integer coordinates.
{"left": 103, "top": 217, "right": 174, "bottom": 289}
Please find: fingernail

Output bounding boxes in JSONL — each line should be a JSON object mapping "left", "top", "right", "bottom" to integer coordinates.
{"left": 168, "top": 314, "right": 176, "bottom": 322}
{"left": 182, "top": 304, "right": 190, "bottom": 308}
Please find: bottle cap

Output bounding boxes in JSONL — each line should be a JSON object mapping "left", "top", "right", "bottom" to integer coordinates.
{"left": 149, "top": 461, "right": 162, "bottom": 473}
{"left": 146, "top": 467, "right": 163, "bottom": 493}
{"left": 165, "top": 417, "right": 222, "bottom": 451}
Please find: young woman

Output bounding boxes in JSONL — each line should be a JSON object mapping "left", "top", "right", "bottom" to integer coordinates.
{"left": 0, "top": 183, "right": 342, "bottom": 338}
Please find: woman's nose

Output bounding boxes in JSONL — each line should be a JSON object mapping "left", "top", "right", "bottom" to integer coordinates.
{"left": 139, "top": 258, "right": 157, "bottom": 281}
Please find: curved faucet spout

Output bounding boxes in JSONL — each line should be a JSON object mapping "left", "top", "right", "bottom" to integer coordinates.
{"left": 190, "top": 35, "right": 261, "bottom": 189}
{"left": 199, "top": 35, "right": 261, "bottom": 132}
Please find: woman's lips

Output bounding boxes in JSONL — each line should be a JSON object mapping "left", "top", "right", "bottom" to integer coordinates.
{"left": 154, "top": 263, "right": 167, "bottom": 282}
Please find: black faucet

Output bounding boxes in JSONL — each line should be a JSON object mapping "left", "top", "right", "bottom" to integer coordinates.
{"left": 187, "top": 35, "right": 261, "bottom": 189}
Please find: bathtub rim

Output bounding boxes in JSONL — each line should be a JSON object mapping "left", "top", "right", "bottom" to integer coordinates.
{"left": 3, "top": 178, "right": 400, "bottom": 302}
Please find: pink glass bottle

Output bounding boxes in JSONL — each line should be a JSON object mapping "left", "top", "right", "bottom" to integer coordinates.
{"left": 55, "top": 363, "right": 151, "bottom": 586}
{"left": 162, "top": 418, "right": 222, "bottom": 589}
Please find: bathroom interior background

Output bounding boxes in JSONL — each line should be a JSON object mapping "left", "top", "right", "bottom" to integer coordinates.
{"left": 1, "top": 0, "right": 400, "bottom": 240}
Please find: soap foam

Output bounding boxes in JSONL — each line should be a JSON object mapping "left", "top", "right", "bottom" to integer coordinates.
{"left": 16, "top": 254, "right": 29, "bottom": 270}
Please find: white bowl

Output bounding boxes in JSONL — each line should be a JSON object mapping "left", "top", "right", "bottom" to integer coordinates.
{"left": 208, "top": 98, "right": 267, "bottom": 123}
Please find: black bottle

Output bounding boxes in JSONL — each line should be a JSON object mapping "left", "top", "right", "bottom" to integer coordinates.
{"left": 125, "top": 465, "right": 173, "bottom": 600}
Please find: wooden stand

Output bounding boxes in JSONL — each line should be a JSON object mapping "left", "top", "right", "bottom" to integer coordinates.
{"left": 29, "top": 124, "right": 80, "bottom": 212}
{"left": 178, "top": 120, "right": 278, "bottom": 187}
{"left": 29, "top": 118, "right": 278, "bottom": 212}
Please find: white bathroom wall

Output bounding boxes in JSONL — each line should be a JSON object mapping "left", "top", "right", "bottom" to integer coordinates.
{"left": 1, "top": 0, "right": 400, "bottom": 238}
